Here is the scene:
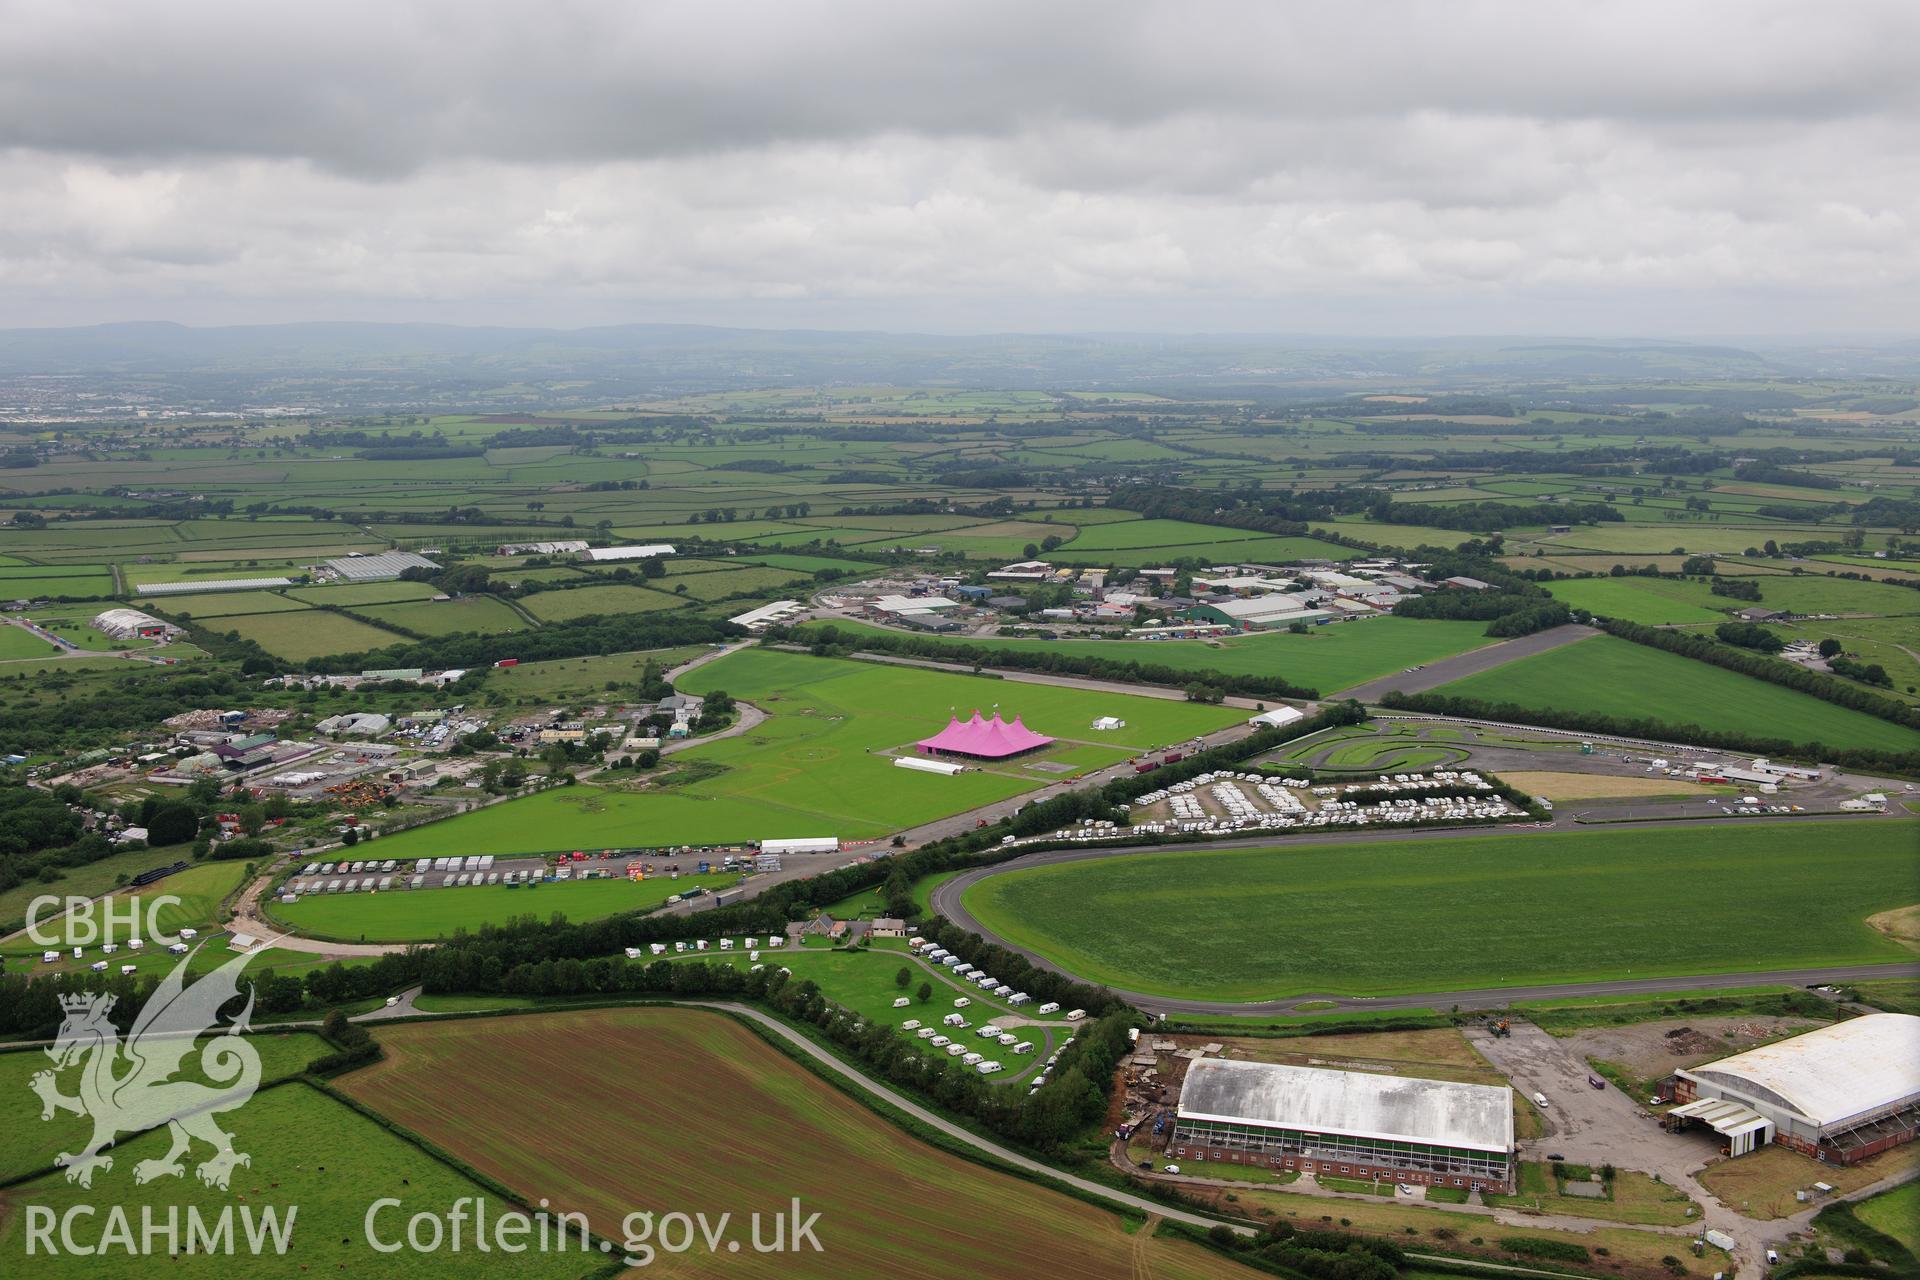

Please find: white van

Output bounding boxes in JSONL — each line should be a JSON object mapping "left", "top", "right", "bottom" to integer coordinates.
{"left": 1532, "top": 1091, "right": 1549, "bottom": 1109}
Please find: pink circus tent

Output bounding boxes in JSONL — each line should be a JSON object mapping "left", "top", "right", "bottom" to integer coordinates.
{"left": 915, "top": 710, "right": 1054, "bottom": 760}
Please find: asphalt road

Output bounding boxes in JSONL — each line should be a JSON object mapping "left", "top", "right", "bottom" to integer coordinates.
{"left": 1331, "top": 622, "right": 1597, "bottom": 702}
{"left": 928, "top": 830, "right": 1920, "bottom": 1017}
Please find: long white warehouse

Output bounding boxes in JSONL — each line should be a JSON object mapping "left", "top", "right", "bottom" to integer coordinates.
{"left": 894, "top": 756, "right": 964, "bottom": 776}
{"left": 582, "top": 544, "right": 675, "bottom": 562}
{"left": 758, "top": 836, "right": 839, "bottom": 855}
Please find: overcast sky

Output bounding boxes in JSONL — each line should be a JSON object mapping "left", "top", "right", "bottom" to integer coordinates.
{"left": 1, "top": 0, "right": 1914, "bottom": 335}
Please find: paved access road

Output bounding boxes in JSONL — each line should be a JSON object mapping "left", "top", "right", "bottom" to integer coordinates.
{"left": 1331, "top": 622, "right": 1597, "bottom": 702}
{"left": 928, "top": 833, "right": 1920, "bottom": 1017}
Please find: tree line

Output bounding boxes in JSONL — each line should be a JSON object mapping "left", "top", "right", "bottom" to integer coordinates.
{"left": 790, "top": 624, "right": 1321, "bottom": 700}
{"left": 1377, "top": 689, "right": 1920, "bottom": 776}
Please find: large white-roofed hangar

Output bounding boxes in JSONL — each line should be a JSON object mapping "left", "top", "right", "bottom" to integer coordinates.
{"left": 1668, "top": 1013, "right": 1920, "bottom": 1163}
{"left": 1170, "top": 1059, "right": 1517, "bottom": 1193}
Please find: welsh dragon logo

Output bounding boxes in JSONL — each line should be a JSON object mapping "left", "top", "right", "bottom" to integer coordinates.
{"left": 30, "top": 946, "right": 262, "bottom": 1190}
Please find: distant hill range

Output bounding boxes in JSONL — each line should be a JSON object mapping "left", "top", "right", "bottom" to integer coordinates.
{"left": 0, "top": 320, "right": 1915, "bottom": 414}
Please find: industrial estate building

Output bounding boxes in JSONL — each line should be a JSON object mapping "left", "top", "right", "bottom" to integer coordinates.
{"left": 1170, "top": 1059, "right": 1516, "bottom": 1192}
{"left": 728, "top": 600, "right": 805, "bottom": 630}
{"left": 1669, "top": 1013, "right": 1920, "bottom": 1162}
{"left": 1182, "top": 596, "right": 1334, "bottom": 631}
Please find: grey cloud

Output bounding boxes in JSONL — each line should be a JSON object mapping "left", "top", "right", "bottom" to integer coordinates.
{"left": 0, "top": 0, "right": 1912, "bottom": 333}
{"left": 0, "top": 1, "right": 1914, "bottom": 176}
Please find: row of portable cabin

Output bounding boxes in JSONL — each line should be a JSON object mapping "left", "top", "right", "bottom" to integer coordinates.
{"left": 907, "top": 936, "right": 1084, "bottom": 1019}
{"left": 45, "top": 930, "right": 199, "bottom": 966}
{"left": 286, "top": 866, "right": 539, "bottom": 895}
{"left": 300, "top": 854, "right": 498, "bottom": 878}
{"left": 623, "top": 935, "right": 787, "bottom": 957}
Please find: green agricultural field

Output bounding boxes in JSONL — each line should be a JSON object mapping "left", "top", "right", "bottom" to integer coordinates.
{"left": 350, "top": 595, "right": 528, "bottom": 636}
{"left": 0, "top": 1033, "right": 330, "bottom": 1182}
{"left": 1738, "top": 573, "right": 1920, "bottom": 617}
{"left": 811, "top": 616, "right": 1497, "bottom": 696}
{"left": 0, "top": 1081, "right": 585, "bottom": 1280}
{"left": 367, "top": 649, "right": 1241, "bottom": 855}
{"left": 272, "top": 873, "right": 738, "bottom": 943}
{"left": 1054, "top": 517, "right": 1279, "bottom": 551}
{"left": 0, "top": 626, "right": 59, "bottom": 659}
{"left": 0, "top": 861, "right": 250, "bottom": 968}
{"left": 0, "top": 572, "right": 115, "bottom": 597}
{"left": 663, "top": 565, "right": 809, "bottom": 601}
{"left": 736, "top": 551, "right": 877, "bottom": 574}
{"left": 519, "top": 583, "right": 683, "bottom": 621}
{"left": 1853, "top": 1180, "right": 1920, "bottom": 1254}
{"left": 282, "top": 579, "right": 439, "bottom": 606}
{"left": 479, "top": 645, "right": 710, "bottom": 700}
{"left": 1545, "top": 576, "right": 1732, "bottom": 624}
{"left": 135, "top": 590, "right": 312, "bottom": 618}
{"left": 961, "top": 821, "right": 1920, "bottom": 1000}
{"left": 0, "top": 844, "right": 226, "bottom": 935}
{"left": 342, "top": 1009, "right": 1255, "bottom": 1280}
{"left": 219, "top": 608, "right": 405, "bottom": 661}
{"left": 1052, "top": 532, "right": 1360, "bottom": 566}
{"left": 1435, "top": 635, "right": 1920, "bottom": 751}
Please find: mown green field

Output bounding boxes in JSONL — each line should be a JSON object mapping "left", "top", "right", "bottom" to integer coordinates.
{"left": 369, "top": 649, "right": 1242, "bottom": 855}
{"left": 136, "top": 590, "right": 311, "bottom": 617}
{"left": 273, "top": 872, "right": 739, "bottom": 942}
{"left": 961, "top": 821, "right": 1920, "bottom": 1000}
{"left": 219, "top": 608, "right": 404, "bottom": 661}
{"left": 1545, "top": 576, "right": 1732, "bottom": 625}
{"left": 1854, "top": 1180, "right": 1920, "bottom": 1253}
{"left": 1435, "top": 635, "right": 1920, "bottom": 751}
{"left": 350, "top": 595, "right": 528, "bottom": 635}
{"left": 0, "top": 1033, "right": 329, "bottom": 1181}
{"left": 0, "top": 626, "right": 58, "bottom": 659}
{"left": 0, "top": 1081, "right": 585, "bottom": 1280}
{"left": 518, "top": 583, "right": 683, "bottom": 621}
{"left": 1, "top": 860, "right": 249, "bottom": 966}
{"left": 808, "top": 615, "right": 1496, "bottom": 696}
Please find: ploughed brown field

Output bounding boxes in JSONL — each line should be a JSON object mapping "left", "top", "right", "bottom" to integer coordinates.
{"left": 341, "top": 1006, "right": 1258, "bottom": 1279}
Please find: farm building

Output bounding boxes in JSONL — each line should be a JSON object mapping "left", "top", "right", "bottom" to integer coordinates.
{"left": 915, "top": 710, "right": 1054, "bottom": 761}
{"left": 1170, "top": 1058, "right": 1516, "bottom": 1193}
{"left": 1669, "top": 1013, "right": 1920, "bottom": 1162}
{"left": 325, "top": 551, "right": 439, "bottom": 581}
{"left": 92, "top": 608, "right": 181, "bottom": 639}
{"left": 582, "top": 544, "right": 675, "bottom": 562}
{"left": 136, "top": 577, "right": 293, "bottom": 595}
{"left": 1183, "top": 596, "right": 1333, "bottom": 631}
{"left": 497, "top": 540, "right": 589, "bottom": 556}
{"left": 1441, "top": 576, "right": 1492, "bottom": 591}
